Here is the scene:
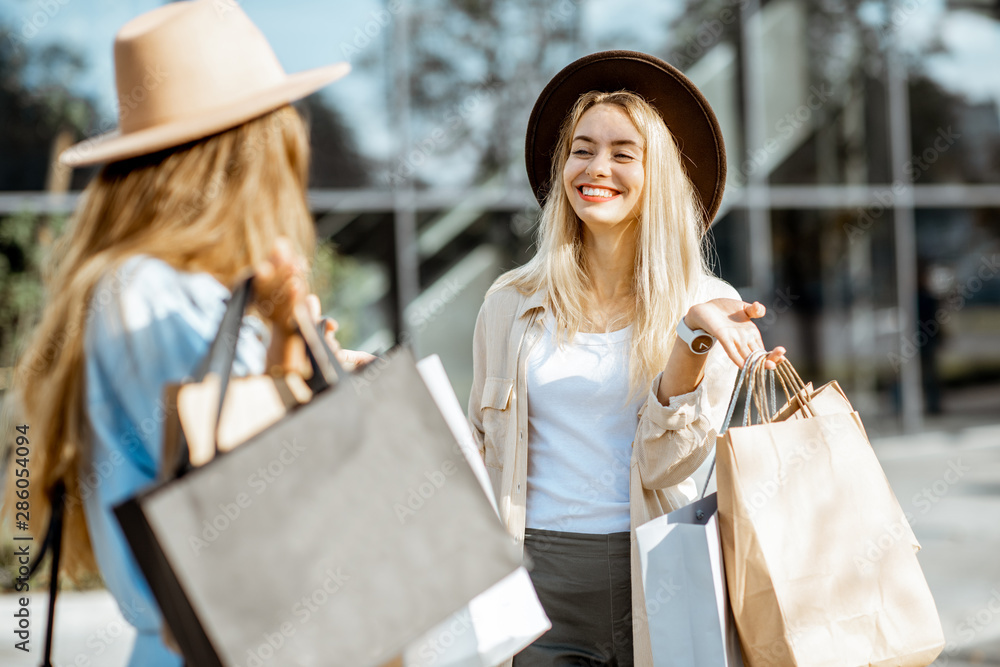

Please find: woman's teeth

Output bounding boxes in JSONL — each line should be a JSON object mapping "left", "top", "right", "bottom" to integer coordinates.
{"left": 581, "top": 186, "right": 618, "bottom": 198}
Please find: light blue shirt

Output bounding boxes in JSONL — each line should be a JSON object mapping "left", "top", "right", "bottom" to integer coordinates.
{"left": 83, "top": 255, "right": 267, "bottom": 667}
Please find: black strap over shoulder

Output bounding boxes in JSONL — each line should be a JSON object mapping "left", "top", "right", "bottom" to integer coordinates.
{"left": 172, "top": 273, "right": 344, "bottom": 477}
{"left": 23, "top": 480, "right": 65, "bottom": 667}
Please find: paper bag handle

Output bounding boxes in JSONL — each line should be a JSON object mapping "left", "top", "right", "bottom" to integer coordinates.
{"left": 700, "top": 349, "right": 773, "bottom": 499}
{"left": 700, "top": 355, "right": 819, "bottom": 498}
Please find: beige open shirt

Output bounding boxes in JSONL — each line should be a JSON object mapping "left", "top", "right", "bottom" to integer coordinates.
{"left": 468, "top": 276, "right": 740, "bottom": 667}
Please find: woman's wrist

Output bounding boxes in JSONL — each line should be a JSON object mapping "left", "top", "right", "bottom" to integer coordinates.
{"left": 656, "top": 337, "right": 710, "bottom": 406}
{"left": 681, "top": 305, "right": 705, "bottom": 333}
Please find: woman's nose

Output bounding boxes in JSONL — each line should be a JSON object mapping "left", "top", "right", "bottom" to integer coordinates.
{"left": 586, "top": 151, "right": 612, "bottom": 179}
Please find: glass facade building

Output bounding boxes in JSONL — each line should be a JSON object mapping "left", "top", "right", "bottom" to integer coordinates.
{"left": 1, "top": 0, "right": 999, "bottom": 433}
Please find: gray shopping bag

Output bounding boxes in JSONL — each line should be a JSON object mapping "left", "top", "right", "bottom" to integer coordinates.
{"left": 115, "top": 278, "right": 521, "bottom": 667}
{"left": 636, "top": 493, "right": 743, "bottom": 667}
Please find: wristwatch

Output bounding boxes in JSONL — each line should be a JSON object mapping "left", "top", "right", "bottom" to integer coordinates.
{"left": 676, "top": 317, "right": 716, "bottom": 354}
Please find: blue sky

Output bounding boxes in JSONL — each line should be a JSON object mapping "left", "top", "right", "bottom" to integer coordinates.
{"left": 2, "top": 0, "right": 396, "bottom": 159}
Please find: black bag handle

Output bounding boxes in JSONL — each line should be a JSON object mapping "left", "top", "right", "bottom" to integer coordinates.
{"left": 171, "top": 274, "right": 345, "bottom": 477}
{"left": 23, "top": 480, "right": 65, "bottom": 667}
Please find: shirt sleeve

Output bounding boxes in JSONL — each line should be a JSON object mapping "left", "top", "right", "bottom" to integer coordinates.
{"left": 468, "top": 300, "right": 489, "bottom": 462}
{"left": 632, "top": 277, "right": 741, "bottom": 490}
{"left": 87, "top": 256, "right": 267, "bottom": 472}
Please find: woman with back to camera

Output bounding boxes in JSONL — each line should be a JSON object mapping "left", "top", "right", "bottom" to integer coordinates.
{"left": 469, "top": 51, "right": 786, "bottom": 666}
{"left": 0, "top": 2, "right": 371, "bottom": 665}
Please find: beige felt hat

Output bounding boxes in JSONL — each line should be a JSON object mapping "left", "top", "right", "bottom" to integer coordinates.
{"left": 59, "top": 0, "right": 350, "bottom": 167}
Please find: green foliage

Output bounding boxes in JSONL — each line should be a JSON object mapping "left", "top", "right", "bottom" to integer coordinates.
{"left": 311, "top": 239, "right": 387, "bottom": 350}
{"left": 0, "top": 211, "right": 63, "bottom": 370}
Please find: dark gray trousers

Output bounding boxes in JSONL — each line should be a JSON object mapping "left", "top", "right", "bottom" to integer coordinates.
{"left": 514, "top": 529, "right": 633, "bottom": 667}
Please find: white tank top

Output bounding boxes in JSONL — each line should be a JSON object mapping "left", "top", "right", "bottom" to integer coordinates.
{"left": 524, "top": 312, "right": 644, "bottom": 534}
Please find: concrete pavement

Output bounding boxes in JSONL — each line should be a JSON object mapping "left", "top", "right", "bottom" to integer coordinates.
{"left": 1, "top": 422, "right": 998, "bottom": 666}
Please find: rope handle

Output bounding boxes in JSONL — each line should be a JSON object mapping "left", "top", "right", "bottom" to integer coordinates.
{"left": 700, "top": 349, "right": 768, "bottom": 499}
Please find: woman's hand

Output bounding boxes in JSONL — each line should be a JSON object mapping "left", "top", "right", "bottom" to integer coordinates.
{"left": 684, "top": 298, "right": 786, "bottom": 370}
{"left": 253, "top": 237, "right": 308, "bottom": 335}
{"left": 306, "top": 295, "right": 378, "bottom": 371}
{"left": 254, "top": 238, "right": 310, "bottom": 375}
{"left": 253, "top": 237, "right": 377, "bottom": 374}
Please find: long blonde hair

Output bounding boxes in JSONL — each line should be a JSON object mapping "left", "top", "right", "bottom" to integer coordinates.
{"left": 2, "top": 104, "right": 314, "bottom": 577}
{"left": 493, "top": 90, "right": 710, "bottom": 395}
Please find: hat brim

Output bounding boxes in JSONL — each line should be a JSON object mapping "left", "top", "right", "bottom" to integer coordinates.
{"left": 60, "top": 62, "right": 351, "bottom": 167}
{"left": 525, "top": 51, "right": 726, "bottom": 228}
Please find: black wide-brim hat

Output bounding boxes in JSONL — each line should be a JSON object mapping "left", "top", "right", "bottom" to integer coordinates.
{"left": 525, "top": 50, "right": 727, "bottom": 228}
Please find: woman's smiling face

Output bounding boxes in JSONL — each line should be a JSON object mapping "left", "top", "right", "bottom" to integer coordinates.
{"left": 562, "top": 103, "right": 645, "bottom": 231}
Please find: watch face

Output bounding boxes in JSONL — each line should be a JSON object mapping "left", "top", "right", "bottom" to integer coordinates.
{"left": 692, "top": 335, "right": 714, "bottom": 354}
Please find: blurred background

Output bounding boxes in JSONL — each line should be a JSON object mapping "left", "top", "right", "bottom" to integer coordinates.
{"left": 0, "top": 0, "right": 998, "bottom": 664}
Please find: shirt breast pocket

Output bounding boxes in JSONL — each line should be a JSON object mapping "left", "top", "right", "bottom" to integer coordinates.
{"left": 480, "top": 376, "right": 514, "bottom": 470}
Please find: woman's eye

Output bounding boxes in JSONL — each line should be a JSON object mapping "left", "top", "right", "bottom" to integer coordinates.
{"left": 572, "top": 149, "right": 591, "bottom": 156}
{"left": 616, "top": 153, "right": 634, "bottom": 160}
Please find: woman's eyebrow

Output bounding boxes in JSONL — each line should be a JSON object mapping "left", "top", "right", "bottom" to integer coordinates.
{"left": 571, "top": 135, "right": 641, "bottom": 148}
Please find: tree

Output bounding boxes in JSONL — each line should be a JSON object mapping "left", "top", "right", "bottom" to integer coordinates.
{"left": 0, "top": 24, "right": 99, "bottom": 191}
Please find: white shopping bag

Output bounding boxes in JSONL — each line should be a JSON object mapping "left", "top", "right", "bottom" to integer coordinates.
{"left": 636, "top": 493, "right": 743, "bottom": 667}
{"left": 404, "top": 566, "right": 549, "bottom": 667}
{"left": 407, "top": 356, "right": 550, "bottom": 667}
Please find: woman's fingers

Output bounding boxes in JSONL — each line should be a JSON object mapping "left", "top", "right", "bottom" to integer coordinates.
{"left": 322, "top": 318, "right": 343, "bottom": 353}
{"left": 336, "top": 348, "right": 378, "bottom": 371}
{"left": 306, "top": 294, "right": 322, "bottom": 322}
{"left": 718, "top": 337, "right": 747, "bottom": 368}
{"left": 763, "top": 346, "right": 787, "bottom": 370}
{"left": 744, "top": 301, "right": 766, "bottom": 320}
{"left": 252, "top": 237, "right": 310, "bottom": 332}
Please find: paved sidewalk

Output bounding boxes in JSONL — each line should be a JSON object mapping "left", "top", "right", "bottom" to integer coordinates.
{"left": 0, "top": 589, "right": 135, "bottom": 666}
{"left": 872, "top": 422, "right": 1000, "bottom": 666}
{"left": 1, "top": 422, "right": 998, "bottom": 666}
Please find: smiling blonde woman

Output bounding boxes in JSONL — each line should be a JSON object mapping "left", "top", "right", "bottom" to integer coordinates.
{"left": 469, "top": 51, "right": 786, "bottom": 667}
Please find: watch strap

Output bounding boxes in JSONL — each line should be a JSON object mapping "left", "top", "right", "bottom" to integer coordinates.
{"left": 676, "top": 317, "right": 716, "bottom": 354}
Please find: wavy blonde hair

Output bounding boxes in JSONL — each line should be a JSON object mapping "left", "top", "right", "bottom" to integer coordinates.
{"left": 2, "top": 105, "right": 314, "bottom": 577}
{"left": 493, "top": 90, "right": 710, "bottom": 396}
